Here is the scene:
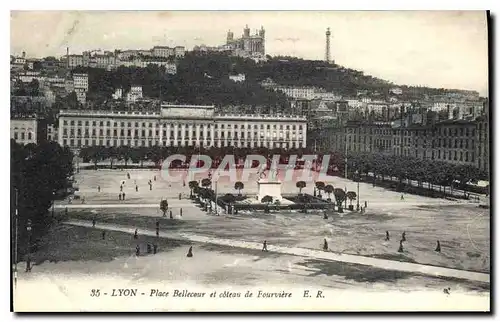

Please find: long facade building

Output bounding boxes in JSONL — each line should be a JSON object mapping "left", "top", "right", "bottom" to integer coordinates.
{"left": 57, "top": 105, "right": 307, "bottom": 150}
{"left": 309, "top": 115, "right": 490, "bottom": 172}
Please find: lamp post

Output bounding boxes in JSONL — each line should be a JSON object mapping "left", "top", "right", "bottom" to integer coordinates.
{"left": 52, "top": 191, "right": 55, "bottom": 218}
{"left": 26, "top": 219, "right": 32, "bottom": 272}
{"left": 214, "top": 171, "right": 219, "bottom": 216}
{"left": 14, "top": 188, "right": 19, "bottom": 289}
{"left": 355, "top": 170, "right": 360, "bottom": 211}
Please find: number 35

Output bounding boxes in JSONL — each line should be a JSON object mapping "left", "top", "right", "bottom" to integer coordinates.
{"left": 90, "top": 289, "right": 100, "bottom": 297}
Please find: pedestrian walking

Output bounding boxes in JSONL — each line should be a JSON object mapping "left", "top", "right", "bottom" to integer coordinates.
{"left": 364, "top": 201, "right": 367, "bottom": 208}
{"left": 26, "top": 258, "right": 31, "bottom": 272}
{"left": 170, "top": 210, "right": 173, "bottom": 219}
{"left": 134, "top": 229, "right": 138, "bottom": 239}
{"left": 180, "top": 208, "right": 183, "bottom": 217}
{"left": 179, "top": 193, "right": 181, "bottom": 200}
{"left": 435, "top": 240, "right": 441, "bottom": 252}
{"left": 127, "top": 173, "right": 130, "bottom": 179}
{"left": 120, "top": 185, "right": 123, "bottom": 192}
{"left": 136, "top": 245, "right": 140, "bottom": 256}
{"left": 398, "top": 240, "right": 404, "bottom": 253}
{"left": 385, "top": 231, "right": 390, "bottom": 241}
{"left": 97, "top": 185, "right": 100, "bottom": 192}
{"left": 154, "top": 176, "right": 157, "bottom": 181}
{"left": 323, "top": 212, "right": 328, "bottom": 219}
{"left": 323, "top": 239, "right": 328, "bottom": 251}
{"left": 135, "top": 185, "right": 138, "bottom": 192}
{"left": 187, "top": 246, "right": 193, "bottom": 258}
{"left": 92, "top": 218, "right": 96, "bottom": 228}
{"left": 156, "top": 220, "right": 160, "bottom": 228}
{"left": 149, "top": 184, "right": 152, "bottom": 191}
{"left": 153, "top": 244, "right": 158, "bottom": 254}
{"left": 147, "top": 243, "right": 152, "bottom": 254}
{"left": 401, "top": 194, "right": 405, "bottom": 200}
{"left": 119, "top": 193, "right": 122, "bottom": 201}
{"left": 122, "top": 192, "right": 126, "bottom": 200}
{"left": 402, "top": 231, "right": 406, "bottom": 242}
{"left": 102, "top": 231, "right": 106, "bottom": 240}
{"left": 262, "top": 240, "right": 268, "bottom": 252}
{"left": 156, "top": 227, "right": 159, "bottom": 237}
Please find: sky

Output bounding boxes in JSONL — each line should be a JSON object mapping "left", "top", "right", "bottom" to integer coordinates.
{"left": 10, "top": 11, "right": 489, "bottom": 95}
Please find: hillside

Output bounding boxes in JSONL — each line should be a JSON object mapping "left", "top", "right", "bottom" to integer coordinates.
{"left": 70, "top": 52, "right": 478, "bottom": 109}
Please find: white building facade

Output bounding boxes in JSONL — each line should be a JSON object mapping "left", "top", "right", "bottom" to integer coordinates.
{"left": 11, "top": 118, "right": 38, "bottom": 145}
{"left": 57, "top": 105, "right": 307, "bottom": 149}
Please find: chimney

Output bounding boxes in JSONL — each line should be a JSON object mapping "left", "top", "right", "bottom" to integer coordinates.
{"left": 22, "top": 51, "right": 26, "bottom": 58}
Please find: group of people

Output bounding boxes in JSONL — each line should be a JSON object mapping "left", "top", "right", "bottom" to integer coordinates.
{"left": 383, "top": 231, "right": 441, "bottom": 253}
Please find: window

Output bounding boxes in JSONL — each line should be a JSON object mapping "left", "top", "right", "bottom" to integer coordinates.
{"left": 106, "top": 129, "right": 110, "bottom": 136}
{"left": 14, "top": 132, "right": 18, "bottom": 140}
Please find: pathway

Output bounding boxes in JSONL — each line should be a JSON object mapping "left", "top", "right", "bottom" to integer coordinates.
{"left": 64, "top": 220, "right": 490, "bottom": 284}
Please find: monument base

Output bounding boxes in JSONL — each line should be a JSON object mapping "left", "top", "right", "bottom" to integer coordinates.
{"left": 257, "top": 178, "right": 283, "bottom": 203}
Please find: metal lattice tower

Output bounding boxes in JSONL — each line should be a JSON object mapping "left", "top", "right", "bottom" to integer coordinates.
{"left": 325, "top": 27, "right": 331, "bottom": 63}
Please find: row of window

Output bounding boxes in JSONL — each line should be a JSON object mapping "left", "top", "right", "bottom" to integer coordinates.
{"left": 62, "top": 128, "right": 304, "bottom": 140}
{"left": 62, "top": 139, "right": 304, "bottom": 149}
{"left": 395, "top": 148, "right": 476, "bottom": 163}
{"left": 13, "top": 132, "right": 33, "bottom": 140}
{"left": 62, "top": 120, "right": 304, "bottom": 131}
{"left": 349, "top": 127, "right": 478, "bottom": 137}
{"left": 393, "top": 138, "right": 476, "bottom": 149}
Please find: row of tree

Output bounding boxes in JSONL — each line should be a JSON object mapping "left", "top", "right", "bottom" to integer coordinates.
{"left": 78, "top": 144, "right": 488, "bottom": 197}
{"left": 344, "top": 152, "right": 488, "bottom": 196}
{"left": 11, "top": 140, "right": 74, "bottom": 264}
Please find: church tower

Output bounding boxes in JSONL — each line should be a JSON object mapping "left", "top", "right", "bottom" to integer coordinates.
{"left": 259, "top": 26, "right": 266, "bottom": 55}
{"left": 226, "top": 30, "right": 234, "bottom": 44}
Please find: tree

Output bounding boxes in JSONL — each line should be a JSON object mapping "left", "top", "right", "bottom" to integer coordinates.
{"left": 118, "top": 146, "right": 131, "bottom": 167}
{"left": 234, "top": 181, "right": 244, "bottom": 196}
{"left": 296, "top": 181, "right": 306, "bottom": 194}
{"left": 11, "top": 140, "right": 74, "bottom": 266}
{"left": 333, "top": 188, "right": 346, "bottom": 213}
{"left": 261, "top": 195, "right": 273, "bottom": 213}
{"left": 201, "top": 178, "right": 211, "bottom": 189}
{"left": 26, "top": 79, "right": 40, "bottom": 96}
{"left": 315, "top": 181, "right": 325, "bottom": 197}
{"left": 160, "top": 199, "right": 169, "bottom": 216}
{"left": 324, "top": 184, "right": 334, "bottom": 201}
{"left": 188, "top": 181, "right": 199, "bottom": 198}
{"left": 346, "top": 191, "right": 357, "bottom": 206}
